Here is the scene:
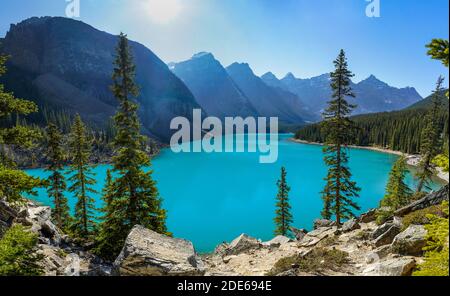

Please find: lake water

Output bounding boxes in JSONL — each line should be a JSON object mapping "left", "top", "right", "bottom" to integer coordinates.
{"left": 25, "top": 134, "right": 442, "bottom": 253}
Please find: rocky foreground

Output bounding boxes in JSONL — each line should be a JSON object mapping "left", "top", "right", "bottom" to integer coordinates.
{"left": 1, "top": 185, "right": 448, "bottom": 276}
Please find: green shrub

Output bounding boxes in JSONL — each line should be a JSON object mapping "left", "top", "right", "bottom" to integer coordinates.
{"left": 413, "top": 246, "right": 449, "bottom": 276}
{"left": 402, "top": 204, "right": 448, "bottom": 231}
{"left": 318, "top": 236, "right": 338, "bottom": 247}
{"left": 267, "top": 247, "right": 349, "bottom": 275}
{"left": 354, "top": 229, "right": 371, "bottom": 241}
{"left": 413, "top": 202, "right": 449, "bottom": 276}
{"left": 0, "top": 225, "right": 44, "bottom": 276}
{"left": 375, "top": 208, "right": 393, "bottom": 225}
{"left": 432, "top": 154, "right": 449, "bottom": 173}
{"left": 0, "top": 168, "right": 42, "bottom": 205}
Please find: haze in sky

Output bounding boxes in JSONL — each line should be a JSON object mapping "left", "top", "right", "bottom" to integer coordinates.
{"left": 0, "top": 0, "right": 448, "bottom": 96}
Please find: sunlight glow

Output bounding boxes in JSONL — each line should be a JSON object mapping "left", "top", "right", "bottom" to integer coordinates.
{"left": 141, "top": 0, "right": 183, "bottom": 24}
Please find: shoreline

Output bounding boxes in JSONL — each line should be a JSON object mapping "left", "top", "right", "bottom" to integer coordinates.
{"left": 289, "top": 138, "right": 449, "bottom": 184}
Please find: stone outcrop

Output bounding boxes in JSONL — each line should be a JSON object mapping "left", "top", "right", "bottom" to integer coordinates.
{"left": 313, "top": 219, "right": 335, "bottom": 229}
{"left": 290, "top": 227, "right": 308, "bottom": 241}
{"left": 1, "top": 198, "right": 112, "bottom": 276}
{"left": 262, "top": 235, "right": 293, "bottom": 248}
{"left": 374, "top": 257, "right": 417, "bottom": 276}
{"left": 342, "top": 219, "right": 361, "bottom": 233}
{"left": 114, "top": 225, "right": 205, "bottom": 276}
{"left": 0, "top": 200, "right": 18, "bottom": 235}
{"left": 391, "top": 225, "right": 427, "bottom": 256}
{"left": 372, "top": 223, "right": 402, "bottom": 247}
{"left": 299, "top": 227, "right": 336, "bottom": 247}
{"left": 223, "top": 234, "right": 262, "bottom": 255}
{"left": 395, "top": 185, "right": 449, "bottom": 216}
{"left": 358, "top": 209, "right": 377, "bottom": 223}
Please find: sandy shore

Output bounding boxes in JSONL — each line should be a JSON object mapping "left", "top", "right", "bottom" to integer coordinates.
{"left": 289, "top": 138, "right": 449, "bottom": 183}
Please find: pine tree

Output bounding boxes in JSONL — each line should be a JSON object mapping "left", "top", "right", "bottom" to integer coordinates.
{"left": 416, "top": 77, "right": 445, "bottom": 192}
{"left": 382, "top": 156, "right": 412, "bottom": 209}
{"left": 0, "top": 55, "right": 41, "bottom": 204}
{"left": 321, "top": 50, "right": 361, "bottom": 226}
{"left": 102, "top": 169, "right": 113, "bottom": 208}
{"left": 320, "top": 176, "right": 332, "bottom": 220}
{"left": 274, "top": 167, "right": 293, "bottom": 236}
{"left": 67, "top": 114, "right": 97, "bottom": 239}
{"left": 379, "top": 156, "right": 412, "bottom": 219}
{"left": 376, "top": 156, "right": 412, "bottom": 223}
{"left": 44, "top": 123, "right": 71, "bottom": 230}
{"left": 426, "top": 39, "right": 449, "bottom": 68}
{"left": 95, "top": 33, "right": 168, "bottom": 260}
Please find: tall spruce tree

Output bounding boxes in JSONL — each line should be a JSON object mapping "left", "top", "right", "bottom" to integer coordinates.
{"left": 274, "top": 167, "right": 293, "bottom": 237}
{"left": 416, "top": 77, "right": 445, "bottom": 193}
{"left": 44, "top": 123, "right": 71, "bottom": 230}
{"left": 320, "top": 176, "right": 332, "bottom": 220}
{"left": 321, "top": 50, "right": 361, "bottom": 226}
{"left": 377, "top": 156, "right": 412, "bottom": 223}
{"left": 95, "top": 33, "right": 168, "bottom": 260}
{"left": 382, "top": 156, "right": 412, "bottom": 208}
{"left": 0, "top": 55, "right": 41, "bottom": 204}
{"left": 67, "top": 114, "right": 97, "bottom": 238}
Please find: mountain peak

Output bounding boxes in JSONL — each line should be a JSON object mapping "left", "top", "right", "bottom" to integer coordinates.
{"left": 360, "top": 74, "right": 386, "bottom": 85}
{"left": 191, "top": 52, "right": 215, "bottom": 60}
{"left": 283, "top": 72, "right": 297, "bottom": 80}
{"left": 261, "top": 72, "right": 279, "bottom": 80}
{"left": 226, "top": 62, "right": 255, "bottom": 76}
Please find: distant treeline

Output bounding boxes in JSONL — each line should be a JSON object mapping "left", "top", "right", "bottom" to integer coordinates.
{"left": 296, "top": 103, "right": 449, "bottom": 155}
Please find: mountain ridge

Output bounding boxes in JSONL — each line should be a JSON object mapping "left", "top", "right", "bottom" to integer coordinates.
{"left": 0, "top": 16, "right": 202, "bottom": 142}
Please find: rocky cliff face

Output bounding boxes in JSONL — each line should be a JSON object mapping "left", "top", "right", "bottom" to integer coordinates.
{"left": 0, "top": 17, "right": 201, "bottom": 142}
{"left": 226, "top": 63, "right": 311, "bottom": 124}
{"left": 169, "top": 52, "right": 257, "bottom": 120}
{"left": 0, "top": 199, "right": 112, "bottom": 276}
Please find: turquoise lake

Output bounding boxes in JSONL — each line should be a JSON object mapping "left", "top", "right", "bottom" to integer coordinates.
{"left": 25, "top": 134, "right": 443, "bottom": 253}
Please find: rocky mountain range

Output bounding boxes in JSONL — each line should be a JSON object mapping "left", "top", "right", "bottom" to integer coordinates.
{"left": 0, "top": 17, "right": 423, "bottom": 142}
{"left": 263, "top": 72, "right": 423, "bottom": 116}
{"left": 0, "top": 17, "right": 201, "bottom": 141}
{"left": 168, "top": 52, "right": 256, "bottom": 120}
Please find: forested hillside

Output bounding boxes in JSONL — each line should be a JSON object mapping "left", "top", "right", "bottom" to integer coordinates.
{"left": 295, "top": 93, "right": 449, "bottom": 154}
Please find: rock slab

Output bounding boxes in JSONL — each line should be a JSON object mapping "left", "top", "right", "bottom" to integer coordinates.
{"left": 391, "top": 225, "right": 427, "bottom": 256}
{"left": 114, "top": 225, "right": 205, "bottom": 276}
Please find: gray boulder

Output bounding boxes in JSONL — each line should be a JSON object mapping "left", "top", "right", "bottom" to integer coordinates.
{"left": 313, "top": 219, "right": 335, "bottom": 229}
{"left": 342, "top": 219, "right": 361, "bottom": 233}
{"left": 365, "top": 245, "right": 391, "bottom": 264}
{"left": 391, "top": 225, "right": 427, "bottom": 256}
{"left": 225, "top": 234, "right": 261, "bottom": 255}
{"left": 359, "top": 209, "right": 377, "bottom": 223}
{"left": 373, "top": 226, "right": 401, "bottom": 247}
{"left": 377, "top": 257, "right": 417, "bottom": 276}
{"left": 0, "top": 200, "right": 18, "bottom": 235}
{"left": 262, "top": 235, "right": 293, "bottom": 248}
{"left": 213, "top": 243, "right": 229, "bottom": 257}
{"left": 299, "top": 227, "right": 335, "bottom": 247}
{"left": 395, "top": 185, "right": 449, "bottom": 216}
{"left": 114, "top": 225, "right": 205, "bottom": 276}
{"left": 64, "top": 253, "right": 81, "bottom": 276}
{"left": 290, "top": 227, "right": 308, "bottom": 241}
{"left": 372, "top": 222, "right": 402, "bottom": 247}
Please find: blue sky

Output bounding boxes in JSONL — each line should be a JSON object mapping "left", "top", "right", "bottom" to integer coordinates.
{"left": 0, "top": 0, "right": 448, "bottom": 96}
